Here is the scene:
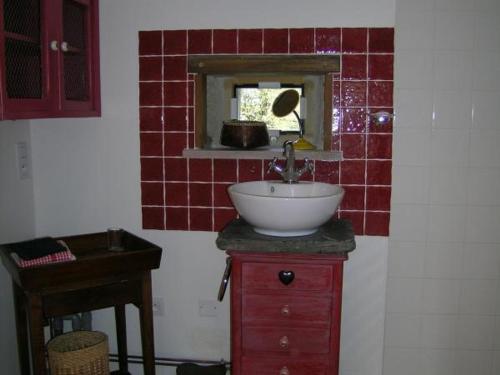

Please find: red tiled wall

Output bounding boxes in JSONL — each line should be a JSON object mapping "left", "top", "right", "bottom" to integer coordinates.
{"left": 139, "top": 28, "right": 394, "bottom": 236}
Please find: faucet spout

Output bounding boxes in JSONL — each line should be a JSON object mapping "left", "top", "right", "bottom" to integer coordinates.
{"left": 267, "top": 140, "right": 313, "bottom": 183}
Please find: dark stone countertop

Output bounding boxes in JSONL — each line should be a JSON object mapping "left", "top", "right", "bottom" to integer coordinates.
{"left": 216, "top": 218, "right": 356, "bottom": 254}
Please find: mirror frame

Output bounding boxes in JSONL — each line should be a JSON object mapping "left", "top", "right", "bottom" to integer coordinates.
{"left": 188, "top": 55, "right": 340, "bottom": 150}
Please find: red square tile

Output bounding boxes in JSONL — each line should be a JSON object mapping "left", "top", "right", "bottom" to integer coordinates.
{"left": 290, "top": 28, "right": 314, "bottom": 53}
{"left": 142, "top": 207, "right": 165, "bottom": 230}
{"left": 341, "top": 108, "right": 367, "bottom": 133}
{"left": 365, "top": 211, "right": 390, "bottom": 236}
{"left": 341, "top": 81, "right": 367, "bottom": 107}
{"left": 164, "top": 81, "right": 187, "bottom": 106}
{"left": 238, "top": 29, "right": 263, "bottom": 53}
{"left": 164, "top": 30, "right": 187, "bottom": 55}
{"left": 213, "top": 29, "right": 237, "bottom": 53}
{"left": 165, "top": 207, "right": 188, "bottom": 230}
{"left": 368, "top": 81, "right": 393, "bottom": 107}
{"left": 189, "top": 159, "right": 212, "bottom": 182}
{"left": 369, "top": 28, "right": 394, "bottom": 53}
{"left": 214, "top": 159, "right": 237, "bottom": 182}
{"left": 366, "top": 186, "right": 391, "bottom": 211}
{"left": 340, "top": 160, "right": 366, "bottom": 185}
{"left": 165, "top": 182, "right": 188, "bottom": 206}
{"left": 316, "top": 28, "right": 341, "bottom": 53}
{"left": 367, "top": 134, "right": 392, "bottom": 159}
{"left": 141, "top": 182, "right": 164, "bottom": 206}
{"left": 140, "top": 108, "right": 163, "bottom": 132}
{"left": 338, "top": 211, "right": 364, "bottom": 235}
{"left": 342, "top": 28, "right": 367, "bottom": 53}
{"left": 341, "top": 133, "right": 366, "bottom": 159}
{"left": 188, "top": 107, "right": 194, "bottom": 132}
{"left": 189, "top": 183, "right": 212, "bottom": 207}
{"left": 188, "top": 29, "right": 212, "bottom": 54}
{"left": 188, "top": 133, "right": 195, "bottom": 149}
{"left": 214, "top": 208, "right": 238, "bottom": 232}
{"left": 331, "top": 134, "right": 341, "bottom": 152}
{"left": 238, "top": 159, "right": 263, "bottom": 182}
{"left": 214, "top": 183, "right": 233, "bottom": 207}
{"left": 341, "top": 55, "right": 367, "bottom": 80}
{"left": 164, "top": 133, "right": 186, "bottom": 157}
{"left": 341, "top": 185, "right": 365, "bottom": 210}
{"left": 366, "top": 160, "right": 392, "bottom": 185}
{"left": 164, "top": 56, "right": 187, "bottom": 81}
{"left": 188, "top": 81, "right": 194, "bottom": 106}
{"left": 140, "top": 133, "right": 162, "bottom": 156}
{"left": 140, "top": 57, "right": 162, "bottom": 81}
{"left": 139, "top": 31, "right": 162, "bottom": 55}
{"left": 141, "top": 157, "right": 163, "bottom": 181}
{"left": 313, "top": 161, "right": 340, "bottom": 184}
{"left": 264, "top": 28, "right": 289, "bottom": 53}
{"left": 190, "top": 208, "right": 213, "bottom": 231}
{"left": 368, "top": 55, "right": 394, "bottom": 80}
{"left": 139, "top": 82, "right": 162, "bottom": 106}
{"left": 164, "top": 157, "right": 187, "bottom": 182}
{"left": 368, "top": 107, "right": 393, "bottom": 133}
{"left": 165, "top": 107, "right": 187, "bottom": 132}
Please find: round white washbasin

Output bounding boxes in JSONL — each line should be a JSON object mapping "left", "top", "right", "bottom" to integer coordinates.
{"left": 228, "top": 180, "right": 344, "bottom": 237}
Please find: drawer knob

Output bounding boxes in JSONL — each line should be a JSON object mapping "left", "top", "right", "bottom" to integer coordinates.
{"left": 281, "top": 305, "right": 291, "bottom": 316}
{"left": 280, "top": 366, "right": 290, "bottom": 375}
{"left": 278, "top": 270, "right": 295, "bottom": 285}
{"left": 279, "top": 335, "right": 289, "bottom": 349}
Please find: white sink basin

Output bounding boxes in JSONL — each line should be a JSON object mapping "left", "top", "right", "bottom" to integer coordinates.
{"left": 228, "top": 181, "right": 344, "bottom": 237}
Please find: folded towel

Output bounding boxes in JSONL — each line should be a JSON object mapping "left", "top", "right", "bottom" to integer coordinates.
{"left": 8, "top": 237, "right": 66, "bottom": 260}
{"left": 11, "top": 241, "right": 76, "bottom": 268}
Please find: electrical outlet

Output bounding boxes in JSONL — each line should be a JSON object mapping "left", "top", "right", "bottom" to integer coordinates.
{"left": 198, "top": 300, "right": 218, "bottom": 317}
{"left": 16, "top": 142, "right": 31, "bottom": 180}
{"left": 152, "top": 297, "right": 164, "bottom": 316}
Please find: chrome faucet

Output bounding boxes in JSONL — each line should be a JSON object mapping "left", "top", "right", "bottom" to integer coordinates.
{"left": 267, "top": 140, "right": 314, "bottom": 183}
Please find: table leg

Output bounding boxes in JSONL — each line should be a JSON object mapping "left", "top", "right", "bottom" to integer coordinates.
{"left": 114, "top": 304, "right": 129, "bottom": 373}
{"left": 12, "top": 282, "right": 30, "bottom": 375}
{"left": 26, "top": 293, "right": 47, "bottom": 375}
{"left": 139, "top": 272, "right": 155, "bottom": 375}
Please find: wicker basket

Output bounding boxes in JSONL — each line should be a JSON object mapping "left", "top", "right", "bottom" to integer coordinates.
{"left": 47, "top": 331, "right": 109, "bottom": 375}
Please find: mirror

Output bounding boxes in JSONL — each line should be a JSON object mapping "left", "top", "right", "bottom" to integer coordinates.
{"left": 272, "top": 89, "right": 316, "bottom": 150}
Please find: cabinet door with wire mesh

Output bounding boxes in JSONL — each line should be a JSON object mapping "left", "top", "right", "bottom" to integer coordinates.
{"left": 59, "top": 0, "right": 100, "bottom": 115}
{"left": 1, "top": 0, "right": 51, "bottom": 117}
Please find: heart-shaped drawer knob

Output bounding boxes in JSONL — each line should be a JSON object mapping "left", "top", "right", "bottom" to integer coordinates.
{"left": 278, "top": 270, "right": 295, "bottom": 285}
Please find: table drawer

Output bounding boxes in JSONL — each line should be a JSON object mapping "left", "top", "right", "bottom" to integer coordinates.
{"left": 243, "top": 294, "right": 331, "bottom": 325}
{"left": 241, "top": 356, "right": 329, "bottom": 375}
{"left": 243, "top": 326, "right": 330, "bottom": 354}
{"left": 242, "top": 262, "right": 333, "bottom": 292}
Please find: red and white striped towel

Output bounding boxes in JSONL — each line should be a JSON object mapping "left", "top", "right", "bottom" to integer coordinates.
{"left": 11, "top": 240, "right": 76, "bottom": 268}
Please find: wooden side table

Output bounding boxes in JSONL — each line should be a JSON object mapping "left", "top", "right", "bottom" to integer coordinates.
{"left": 0, "top": 231, "right": 162, "bottom": 375}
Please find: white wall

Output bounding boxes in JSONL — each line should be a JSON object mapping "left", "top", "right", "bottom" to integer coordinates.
{"left": 16, "top": 1, "right": 395, "bottom": 375}
{"left": 385, "top": 0, "right": 500, "bottom": 374}
{"left": 0, "top": 120, "right": 35, "bottom": 375}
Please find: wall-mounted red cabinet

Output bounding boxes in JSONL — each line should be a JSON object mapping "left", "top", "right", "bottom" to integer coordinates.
{"left": 229, "top": 251, "right": 347, "bottom": 375}
{"left": 0, "top": 0, "right": 100, "bottom": 120}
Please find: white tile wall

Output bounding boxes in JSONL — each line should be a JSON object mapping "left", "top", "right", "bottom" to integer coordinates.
{"left": 387, "top": 0, "right": 500, "bottom": 373}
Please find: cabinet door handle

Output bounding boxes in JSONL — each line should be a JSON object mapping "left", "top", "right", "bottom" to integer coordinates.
{"left": 280, "top": 366, "right": 290, "bottom": 375}
{"left": 280, "top": 305, "right": 291, "bottom": 317}
{"left": 279, "top": 335, "right": 289, "bottom": 349}
{"left": 61, "top": 42, "right": 69, "bottom": 52}
{"left": 50, "top": 40, "right": 59, "bottom": 51}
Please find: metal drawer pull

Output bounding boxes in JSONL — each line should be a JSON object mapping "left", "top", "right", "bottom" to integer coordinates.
{"left": 281, "top": 305, "right": 291, "bottom": 316}
{"left": 61, "top": 41, "right": 69, "bottom": 52}
{"left": 280, "top": 366, "right": 290, "bottom": 375}
{"left": 279, "top": 335, "right": 289, "bottom": 349}
{"left": 50, "top": 40, "right": 59, "bottom": 51}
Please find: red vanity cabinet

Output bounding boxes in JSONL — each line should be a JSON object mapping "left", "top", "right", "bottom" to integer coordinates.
{"left": 228, "top": 251, "right": 348, "bottom": 375}
{"left": 0, "top": 0, "right": 100, "bottom": 120}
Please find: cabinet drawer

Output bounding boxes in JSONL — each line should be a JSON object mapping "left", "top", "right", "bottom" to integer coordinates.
{"left": 243, "top": 294, "right": 331, "bottom": 325}
{"left": 241, "top": 356, "right": 329, "bottom": 375}
{"left": 243, "top": 326, "right": 330, "bottom": 354}
{"left": 242, "top": 263, "right": 333, "bottom": 292}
